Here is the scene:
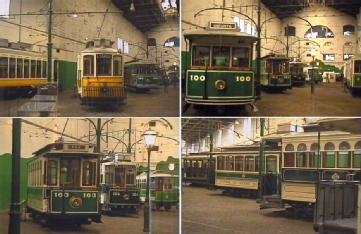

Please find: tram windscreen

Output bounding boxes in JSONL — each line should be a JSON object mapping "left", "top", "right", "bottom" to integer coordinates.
{"left": 96, "top": 54, "right": 112, "bottom": 76}
{"left": 0, "top": 57, "right": 8, "bottom": 78}
{"left": 354, "top": 60, "right": 361, "bottom": 73}
{"left": 125, "top": 166, "right": 136, "bottom": 185}
{"left": 82, "top": 161, "right": 96, "bottom": 186}
{"left": 113, "top": 55, "right": 122, "bottom": 76}
{"left": 17, "top": 59, "right": 23, "bottom": 78}
{"left": 192, "top": 46, "right": 210, "bottom": 66}
{"left": 115, "top": 167, "right": 125, "bottom": 186}
{"left": 60, "top": 159, "right": 80, "bottom": 187}
{"left": 232, "top": 47, "right": 250, "bottom": 68}
{"left": 212, "top": 47, "right": 230, "bottom": 67}
{"left": 83, "top": 55, "right": 94, "bottom": 76}
{"left": 273, "top": 60, "right": 289, "bottom": 75}
{"left": 9, "top": 58, "right": 16, "bottom": 78}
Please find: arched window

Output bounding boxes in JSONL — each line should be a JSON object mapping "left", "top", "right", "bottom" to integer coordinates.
{"left": 304, "top": 25, "right": 334, "bottom": 38}
{"left": 324, "top": 142, "right": 335, "bottom": 150}
{"left": 285, "top": 144, "right": 294, "bottom": 151}
{"left": 343, "top": 25, "right": 355, "bottom": 36}
{"left": 339, "top": 141, "right": 350, "bottom": 150}
{"left": 297, "top": 143, "right": 307, "bottom": 151}
{"left": 323, "top": 142, "right": 335, "bottom": 168}
{"left": 353, "top": 141, "right": 361, "bottom": 168}
{"left": 338, "top": 142, "right": 351, "bottom": 168}
{"left": 284, "top": 144, "right": 295, "bottom": 167}
{"left": 164, "top": 37, "right": 179, "bottom": 47}
{"left": 296, "top": 143, "right": 307, "bottom": 167}
{"left": 309, "top": 143, "right": 319, "bottom": 168}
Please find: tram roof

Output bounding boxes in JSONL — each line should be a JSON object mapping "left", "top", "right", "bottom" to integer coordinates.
{"left": 125, "top": 61, "right": 158, "bottom": 66}
{"left": 0, "top": 46, "right": 46, "bottom": 58}
{"left": 282, "top": 130, "right": 355, "bottom": 139}
{"left": 81, "top": 47, "right": 119, "bottom": 54}
{"left": 33, "top": 142, "right": 98, "bottom": 157}
{"left": 102, "top": 161, "right": 136, "bottom": 166}
{"left": 261, "top": 54, "right": 289, "bottom": 60}
{"left": 184, "top": 30, "right": 257, "bottom": 43}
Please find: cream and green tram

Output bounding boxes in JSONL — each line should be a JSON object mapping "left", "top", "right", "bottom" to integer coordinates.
{"left": 214, "top": 143, "right": 282, "bottom": 197}
{"left": 260, "top": 54, "right": 291, "bottom": 91}
{"left": 77, "top": 39, "right": 126, "bottom": 106}
{"left": 344, "top": 56, "right": 361, "bottom": 95}
{"left": 280, "top": 131, "right": 361, "bottom": 208}
{"left": 0, "top": 42, "right": 48, "bottom": 98}
{"left": 26, "top": 141, "right": 102, "bottom": 225}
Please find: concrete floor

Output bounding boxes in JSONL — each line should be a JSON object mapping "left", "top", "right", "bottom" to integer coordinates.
{"left": 182, "top": 186, "right": 315, "bottom": 234}
{"left": 0, "top": 206, "right": 178, "bottom": 234}
{"left": 0, "top": 86, "right": 179, "bottom": 117}
{"left": 183, "top": 82, "right": 361, "bottom": 117}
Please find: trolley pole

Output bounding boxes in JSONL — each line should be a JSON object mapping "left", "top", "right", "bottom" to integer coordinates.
{"left": 256, "top": 0, "right": 261, "bottom": 99}
{"left": 8, "top": 118, "right": 22, "bottom": 234}
{"left": 127, "top": 118, "right": 132, "bottom": 154}
{"left": 96, "top": 118, "right": 101, "bottom": 153}
{"left": 47, "top": 0, "right": 53, "bottom": 82}
{"left": 257, "top": 118, "right": 265, "bottom": 200}
{"left": 144, "top": 148, "right": 151, "bottom": 233}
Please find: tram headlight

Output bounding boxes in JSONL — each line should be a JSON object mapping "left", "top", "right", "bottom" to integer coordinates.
{"left": 215, "top": 80, "right": 226, "bottom": 90}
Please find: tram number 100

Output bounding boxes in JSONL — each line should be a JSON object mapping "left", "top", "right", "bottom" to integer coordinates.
{"left": 53, "top": 192, "right": 97, "bottom": 198}
{"left": 189, "top": 75, "right": 251, "bottom": 82}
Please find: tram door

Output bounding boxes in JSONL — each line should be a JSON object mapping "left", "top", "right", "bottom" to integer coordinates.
{"left": 262, "top": 155, "right": 280, "bottom": 196}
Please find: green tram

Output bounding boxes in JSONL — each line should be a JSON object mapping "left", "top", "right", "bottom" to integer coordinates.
{"left": 214, "top": 141, "right": 282, "bottom": 197}
{"left": 261, "top": 131, "right": 361, "bottom": 211}
{"left": 100, "top": 158, "right": 140, "bottom": 215}
{"left": 26, "top": 142, "right": 101, "bottom": 225}
{"left": 136, "top": 172, "right": 179, "bottom": 210}
{"left": 183, "top": 21, "right": 258, "bottom": 106}
{"left": 182, "top": 153, "right": 215, "bottom": 186}
{"left": 305, "top": 66, "right": 323, "bottom": 84}
{"left": 124, "top": 62, "right": 162, "bottom": 92}
{"left": 289, "top": 61, "right": 306, "bottom": 86}
{"left": 260, "top": 54, "right": 292, "bottom": 91}
{"left": 344, "top": 56, "right": 361, "bottom": 95}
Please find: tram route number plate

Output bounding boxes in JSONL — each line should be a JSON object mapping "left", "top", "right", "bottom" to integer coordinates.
{"left": 209, "top": 22, "right": 237, "bottom": 30}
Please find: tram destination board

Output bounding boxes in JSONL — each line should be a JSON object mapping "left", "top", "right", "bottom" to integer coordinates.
{"left": 209, "top": 22, "right": 237, "bottom": 30}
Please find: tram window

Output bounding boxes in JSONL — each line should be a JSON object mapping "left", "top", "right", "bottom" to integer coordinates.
{"left": 96, "top": 54, "right": 112, "bottom": 76}
{"left": 126, "top": 167, "right": 135, "bottom": 185}
{"left": 47, "top": 160, "right": 58, "bottom": 186}
{"left": 232, "top": 47, "right": 250, "bottom": 68}
{"left": 83, "top": 55, "right": 94, "bottom": 76}
{"left": 217, "top": 156, "right": 225, "bottom": 170}
{"left": 82, "top": 161, "right": 96, "bottom": 186}
{"left": 60, "top": 159, "right": 80, "bottom": 186}
{"left": 212, "top": 47, "right": 230, "bottom": 67}
{"left": 0, "top": 57, "right": 8, "bottom": 78}
{"left": 338, "top": 151, "right": 351, "bottom": 168}
{"left": 192, "top": 46, "right": 210, "bottom": 67}
{"left": 105, "top": 172, "right": 114, "bottom": 185}
{"left": 115, "top": 167, "right": 125, "bottom": 186}
{"left": 225, "top": 156, "right": 234, "bottom": 170}
{"left": 255, "top": 157, "right": 259, "bottom": 172}
{"left": 42, "top": 61, "right": 47, "bottom": 78}
{"left": 235, "top": 156, "right": 244, "bottom": 171}
{"left": 322, "top": 152, "right": 335, "bottom": 168}
{"left": 24, "top": 59, "right": 30, "bottom": 78}
{"left": 36, "top": 60, "right": 41, "bottom": 78}
{"left": 9, "top": 58, "right": 15, "bottom": 78}
{"left": 266, "top": 156, "right": 277, "bottom": 173}
{"left": 17, "top": 58, "right": 23, "bottom": 78}
{"left": 354, "top": 60, "right": 361, "bottom": 73}
{"left": 113, "top": 55, "right": 122, "bottom": 76}
{"left": 353, "top": 151, "right": 361, "bottom": 168}
{"left": 308, "top": 152, "right": 319, "bottom": 168}
{"left": 266, "top": 61, "right": 272, "bottom": 73}
{"left": 296, "top": 152, "right": 307, "bottom": 167}
{"left": 244, "top": 156, "right": 255, "bottom": 171}
{"left": 284, "top": 153, "right": 295, "bottom": 167}
{"left": 30, "top": 60, "right": 36, "bottom": 78}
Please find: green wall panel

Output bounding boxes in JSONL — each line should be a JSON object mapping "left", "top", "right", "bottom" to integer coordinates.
{"left": 58, "top": 60, "right": 77, "bottom": 91}
{"left": 0, "top": 154, "right": 30, "bottom": 210}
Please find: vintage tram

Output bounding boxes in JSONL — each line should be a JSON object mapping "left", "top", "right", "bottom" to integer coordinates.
{"left": 260, "top": 130, "right": 361, "bottom": 212}
{"left": 214, "top": 141, "right": 282, "bottom": 197}
{"left": 26, "top": 141, "right": 102, "bottom": 225}
{"left": 150, "top": 172, "right": 179, "bottom": 211}
{"left": 304, "top": 66, "right": 323, "bottom": 84}
{"left": 344, "top": 56, "right": 361, "bottom": 95}
{"left": 77, "top": 38, "right": 126, "bottom": 106}
{"left": 124, "top": 61, "right": 162, "bottom": 92}
{"left": 182, "top": 153, "right": 215, "bottom": 186}
{"left": 183, "top": 21, "right": 258, "bottom": 106}
{"left": 260, "top": 54, "right": 291, "bottom": 91}
{"left": 0, "top": 40, "right": 50, "bottom": 98}
{"left": 289, "top": 61, "right": 306, "bottom": 86}
{"left": 100, "top": 156, "right": 140, "bottom": 215}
